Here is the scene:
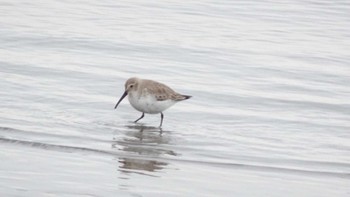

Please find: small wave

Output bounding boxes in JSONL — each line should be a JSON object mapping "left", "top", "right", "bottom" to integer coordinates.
{"left": 1, "top": 136, "right": 349, "bottom": 180}
{"left": 0, "top": 126, "right": 111, "bottom": 143}
{"left": 0, "top": 137, "right": 113, "bottom": 155}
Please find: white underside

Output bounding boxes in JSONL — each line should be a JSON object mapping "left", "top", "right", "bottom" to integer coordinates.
{"left": 128, "top": 92, "right": 176, "bottom": 114}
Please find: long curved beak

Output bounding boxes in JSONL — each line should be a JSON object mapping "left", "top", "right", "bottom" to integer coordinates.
{"left": 114, "top": 91, "right": 127, "bottom": 109}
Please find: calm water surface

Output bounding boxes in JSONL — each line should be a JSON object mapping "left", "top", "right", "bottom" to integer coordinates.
{"left": 0, "top": 0, "right": 350, "bottom": 196}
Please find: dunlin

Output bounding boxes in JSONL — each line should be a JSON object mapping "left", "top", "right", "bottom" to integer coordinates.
{"left": 114, "top": 77, "right": 191, "bottom": 127}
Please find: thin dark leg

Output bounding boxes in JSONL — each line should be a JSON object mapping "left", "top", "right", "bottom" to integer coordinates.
{"left": 134, "top": 113, "right": 145, "bottom": 123}
{"left": 159, "top": 112, "right": 164, "bottom": 127}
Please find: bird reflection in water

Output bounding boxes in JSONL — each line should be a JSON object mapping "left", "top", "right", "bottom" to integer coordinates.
{"left": 112, "top": 125, "right": 177, "bottom": 176}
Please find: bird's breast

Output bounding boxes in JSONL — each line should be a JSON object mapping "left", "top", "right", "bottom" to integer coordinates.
{"left": 128, "top": 91, "right": 175, "bottom": 114}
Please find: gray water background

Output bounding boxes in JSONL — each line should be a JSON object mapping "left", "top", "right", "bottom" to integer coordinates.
{"left": 0, "top": 0, "right": 350, "bottom": 196}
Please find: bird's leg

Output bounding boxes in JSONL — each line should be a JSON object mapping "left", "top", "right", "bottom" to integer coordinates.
{"left": 159, "top": 112, "right": 164, "bottom": 128}
{"left": 134, "top": 113, "right": 145, "bottom": 123}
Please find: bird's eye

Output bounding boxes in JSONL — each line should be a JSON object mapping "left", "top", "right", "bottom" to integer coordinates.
{"left": 130, "top": 85, "right": 134, "bottom": 88}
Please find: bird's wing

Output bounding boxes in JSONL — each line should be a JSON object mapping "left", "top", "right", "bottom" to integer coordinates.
{"left": 143, "top": 80, "right": 181, "bottom": 101}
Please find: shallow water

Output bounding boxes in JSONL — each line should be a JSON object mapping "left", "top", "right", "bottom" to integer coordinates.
{"left": 1, "top": 0, "right": 350, "bottom": 196}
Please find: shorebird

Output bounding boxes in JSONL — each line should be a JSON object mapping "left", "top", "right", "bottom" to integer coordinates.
{"left": 114, "top": 77, "right": 191, "bottom": 127}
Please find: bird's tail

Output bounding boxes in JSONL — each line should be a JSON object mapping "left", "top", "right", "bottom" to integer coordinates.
{"left": 182, "top": 95, "right": 192, "bottom": 100}
{"left": 173, "top": 94, "right": 192, "bottom": 101}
